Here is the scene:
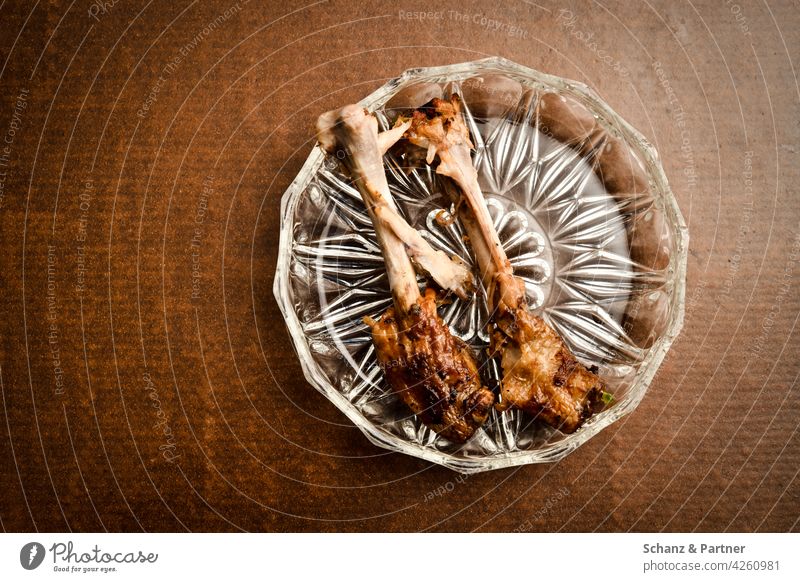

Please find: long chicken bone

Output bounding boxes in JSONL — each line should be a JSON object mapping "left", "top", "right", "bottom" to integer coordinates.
{"left": 315, "top": 104, "right": 493, "bottom": 443}
{"left": 400, "top": 95, "right": 605, "bottom": 434}
{"left": 316, "top": 105, "right": 474, "bottom": 301}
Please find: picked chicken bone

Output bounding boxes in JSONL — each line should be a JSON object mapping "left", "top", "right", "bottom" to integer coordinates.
{"left": 316, "top": 105, "right": 493, "bottom": 443}
{"left": 401, "top": 96, "right": 605, "bottom": 433}
{"left": 316, "top": 105, "right": 473, "bottom": 300}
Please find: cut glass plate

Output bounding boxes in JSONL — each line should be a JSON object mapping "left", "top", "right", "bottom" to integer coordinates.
{"left": 274, "top": 57, "right": 687, "bottom": 473}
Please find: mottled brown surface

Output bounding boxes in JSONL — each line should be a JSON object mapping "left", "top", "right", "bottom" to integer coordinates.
{"left": 0, "top": 0, "right": 797, "bottom": 532}
{"left": 492, "top": 298, "right": 604, "bottom": 433}
{"left": 370, "top": 288, "right": 494, "bottom": 444}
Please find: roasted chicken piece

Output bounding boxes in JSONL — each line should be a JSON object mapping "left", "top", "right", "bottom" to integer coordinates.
{"left": 401, "top": 96, "right": 605, "bottom": 433}
{"left": 316, "top": 105, "right": 494, "bottom": 443}
{"left": 368, "top": 288, "right": 494, "bottom": 442}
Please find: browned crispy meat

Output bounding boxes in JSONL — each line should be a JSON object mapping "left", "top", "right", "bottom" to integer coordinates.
{"left": 367, "top": 288, "right": 494, "bottom": 443}
{"left": 316, "top": 105, "right": 492, "bottom": 443}
{"left": 401, "top": 96, "right": 605, "bottom": 433}
{"left": 488, "top": 278, "right": 603, "bottom": 432}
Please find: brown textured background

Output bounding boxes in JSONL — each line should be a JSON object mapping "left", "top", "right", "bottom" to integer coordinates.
{"left": 0, "top": 0, "right": 797, "bottom": 532}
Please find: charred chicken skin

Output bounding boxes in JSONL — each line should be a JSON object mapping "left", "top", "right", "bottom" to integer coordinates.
{"left": 316, "top": 105, "right": 494, "bottom": 443}
{"left": 368, "top": 288, "right": 494, "bottom": 443}
{"left": 400, "top": 96, "right": 605, "bottom": 433}
{"left": 488, "top": 275, "right": 604, "bottom": 431}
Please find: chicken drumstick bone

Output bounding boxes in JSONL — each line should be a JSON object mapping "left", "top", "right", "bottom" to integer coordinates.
{"left": 316, "top": 105, "right": 494, "bottom": 443}
{"left": 401, "top": 96, "right": 604, "bottom": 433}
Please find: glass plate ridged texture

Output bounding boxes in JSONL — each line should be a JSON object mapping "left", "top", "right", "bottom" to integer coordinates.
{"left": 274, "top": 57, "right": 688, "bottom": 473}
